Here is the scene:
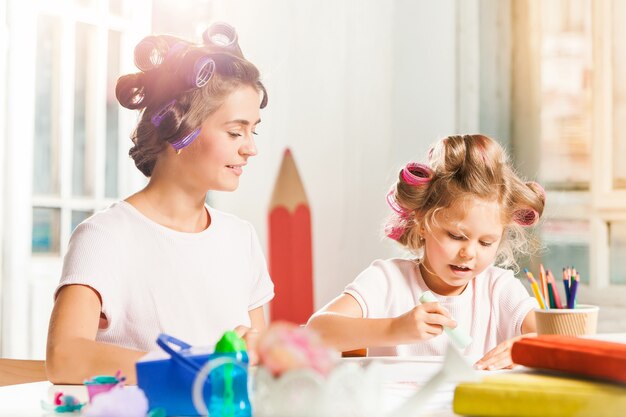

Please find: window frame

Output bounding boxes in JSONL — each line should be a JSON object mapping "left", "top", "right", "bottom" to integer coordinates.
{"left": 1, "top": 0, "right": 149, "bottom": 358}
{"left": 511, "top": 0, "right": 626, "bottom": 307}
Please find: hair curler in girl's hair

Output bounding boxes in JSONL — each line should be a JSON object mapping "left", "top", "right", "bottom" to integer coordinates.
{"left": 385, "top": 222, "right": 406, "bottom": 241}
{"left": 386, "top": 188, "right": 409, "bottom": 216}
{"left": 401, "top": 162, "right": 432, "bottom": 186}
{"left": 151, "top": 99, "right": 177, "bottom": 127}
{"left": 512, "top": 208, "right": 539, "bottom": 227}
{"left": 177, "top": 49, "right": 216, "bottom": 89}
{"left": 170, "top": 127, "right": 202, "bottom": 153}
{"left": 134, "top": 35, "right": 189, "bottom": 72}
{"left": 115, "top": 74, "right": 147, "bottom": 110}
{"left": 202, "top": 22, "right": 243, "bottom": 57}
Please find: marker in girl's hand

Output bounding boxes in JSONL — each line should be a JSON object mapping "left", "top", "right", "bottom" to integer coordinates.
{"left": 419, "top": 290, "right": 472, "bottom": 349}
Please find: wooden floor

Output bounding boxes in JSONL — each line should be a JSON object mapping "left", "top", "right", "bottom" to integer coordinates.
{"left": 0, "top": 359, "right": 47, "bottom": 386}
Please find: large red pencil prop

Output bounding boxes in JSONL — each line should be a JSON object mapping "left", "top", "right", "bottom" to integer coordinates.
{"left": 268, "top": 149, "right": 313, "bottom": 324}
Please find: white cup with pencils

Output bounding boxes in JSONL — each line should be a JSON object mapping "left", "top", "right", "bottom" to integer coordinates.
{"left": 534, "top": 304, "right": 599, "bottom": 336}
{"left": 524, "top": 265, "right": 599, "bottom": 336}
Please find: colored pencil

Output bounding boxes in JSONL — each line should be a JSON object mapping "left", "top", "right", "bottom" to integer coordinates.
{"left": 524, "top": 269, "right": 547, "bottom": 310}
{"left": 539, "top": 264, "right": 548, "bottom": 300}
{"left": 546, "top": 270, "right": 563, "bottom": 309}
{"left": 547, "top": 281, "right": 557, "bottom": 309}
{"left": 562, "top": 268, "right": 570, "bottom": 306}
{"left": 568, "top": 273, "right": 580, "bottom": 309}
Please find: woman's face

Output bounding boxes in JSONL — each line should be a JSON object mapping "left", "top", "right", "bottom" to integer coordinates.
{"left": 420, "top": 198, "right": 504, "bottom": 296}
{"left": 182, "top": 85, "right": 262, "bottom": 192}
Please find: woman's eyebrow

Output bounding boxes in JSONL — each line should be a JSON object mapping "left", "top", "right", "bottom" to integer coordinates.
{"left": 223, "top": 118, "right": 261, "bottom": 126}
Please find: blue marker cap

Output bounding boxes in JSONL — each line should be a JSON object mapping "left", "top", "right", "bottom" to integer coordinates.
{"left": 419, "top": 290, "right": 472, "bottom": 349}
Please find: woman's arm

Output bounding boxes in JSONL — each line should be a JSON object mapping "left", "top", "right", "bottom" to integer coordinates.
{"left": 307, "top": 294, "right": 455, "bottom": 352}
{"left": 46, "top": 285, "right": 146, "bottom": 384}
{"left": 233, "top": 306, "right": 267, "bottom": 365}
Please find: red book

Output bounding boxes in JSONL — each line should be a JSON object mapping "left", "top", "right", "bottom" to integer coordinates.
{"left": 268, "top": 149, "right": 313, "bottom": 324}
{"left": 511, "top": 335, "right": 626, "bottom": 384}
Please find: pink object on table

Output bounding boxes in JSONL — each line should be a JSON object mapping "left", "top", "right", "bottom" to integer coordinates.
{"left": 258, "top": 322, "right": 339, "bottom": 377}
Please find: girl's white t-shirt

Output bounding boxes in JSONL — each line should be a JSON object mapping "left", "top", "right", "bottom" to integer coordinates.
{"left": 56, "top": 201, "right": 274, "bottom": 352}
{"left": 344, "top": 258, "right": 537, "bottom": 357}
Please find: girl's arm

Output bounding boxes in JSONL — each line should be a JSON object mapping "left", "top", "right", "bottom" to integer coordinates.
{"left": 474, "top": 309, "right": 537, "bottom": 370}
{"left": 46, "top": 285, "right": 146, "bottom": 384}
{"left": 307, "top": 294, "right": 455, "bottom": 353}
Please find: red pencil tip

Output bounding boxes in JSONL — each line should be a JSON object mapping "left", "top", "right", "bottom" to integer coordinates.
{"left": 284, "top": 148, "right": 291, "bottom": 156}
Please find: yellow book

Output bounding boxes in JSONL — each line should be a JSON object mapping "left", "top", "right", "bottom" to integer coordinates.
{"left": 453, "top": 372, "right": 626, "bottom": 417}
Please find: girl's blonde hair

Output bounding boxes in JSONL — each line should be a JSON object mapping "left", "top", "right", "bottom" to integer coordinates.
{"left": 385, "top": 134, "right": 545, "bottom": 271}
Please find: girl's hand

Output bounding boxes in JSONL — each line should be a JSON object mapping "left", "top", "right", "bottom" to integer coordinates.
{"left": 390, "top": 302, "right": 457, "bottom": 343}
{"left": 234, "top": 325, "right": 260, "bottom": 365}
{"left": 474, "top": 332, "right": 537, "bottom": 370}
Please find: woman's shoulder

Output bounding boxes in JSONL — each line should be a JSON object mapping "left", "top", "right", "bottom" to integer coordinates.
{"left": 206, "top": 205, "right": 256, "bottom": 235}
{"left": 75, "top": 201, "right": 131, "bottom": 228}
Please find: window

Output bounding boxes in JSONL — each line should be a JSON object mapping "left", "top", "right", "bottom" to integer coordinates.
{"left": 511, "top": 0, "right": 626, "bottom": 321}
{"left": 2, "top": 0, "right": 150, "bottom": 358}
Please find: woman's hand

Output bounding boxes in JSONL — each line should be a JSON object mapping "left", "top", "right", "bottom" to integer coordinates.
{"left": 234, "top": 325, "right": 260, "bottom": 365}
{"left": 474, "top": 332, "right": 537, "bottom": 370}
{"left": 389, "top": 302, "right": 457, "bottom": 344}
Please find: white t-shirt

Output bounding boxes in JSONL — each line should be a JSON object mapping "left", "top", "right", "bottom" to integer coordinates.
{"left": 56, "top": 201, "right": 274, "bottom": 352}
{"left": 344, "top": 258, "right": 537, "bottom": 358}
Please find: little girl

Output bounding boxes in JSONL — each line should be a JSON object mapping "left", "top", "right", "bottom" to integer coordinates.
{"left": 46, "top": 23, "right": 273, "bottom": 383}
{"left": 308, "top": 134, "right": 544, "bottom": 370}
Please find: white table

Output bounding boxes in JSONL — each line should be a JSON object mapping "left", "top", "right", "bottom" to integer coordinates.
{"left": 0, "top": 357, "right": 463, "bottom": 417}
{"left": 3, "top": 334, "right": 624, "bottom": 417}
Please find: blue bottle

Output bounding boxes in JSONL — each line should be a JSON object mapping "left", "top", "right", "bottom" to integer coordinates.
{"left": 208, "top": 331, "right": 251, "bottom": 417}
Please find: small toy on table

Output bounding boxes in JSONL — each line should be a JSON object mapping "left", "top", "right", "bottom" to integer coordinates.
{"left": 137, "top": 331, "right": 250, "bottom": 417}
{"left": 84, "top": 370, "right": 126, "bottom": 401}
{"left": 257, "top": 321, "right": 339, "bottom": 377}
{"left": 41, "top": 392, "right": 85, "bottom": 413}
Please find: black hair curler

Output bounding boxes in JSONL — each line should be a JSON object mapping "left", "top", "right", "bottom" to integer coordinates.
{"left": 202, "top": 22, "right": 243, "bottom": 57}
{"left": 134, "top": 35, "right": 189, "bottom": 72}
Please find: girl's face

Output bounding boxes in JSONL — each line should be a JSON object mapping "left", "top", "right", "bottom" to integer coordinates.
{"left": 420, "top": 198, "right": 504, "bottom": 296}
{"left": 184, "top": 85, "right": 262, "bottom": 192}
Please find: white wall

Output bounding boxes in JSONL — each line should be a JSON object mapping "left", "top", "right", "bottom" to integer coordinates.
{"left": 208, "top": 0, "right": 461, "bottom": 309}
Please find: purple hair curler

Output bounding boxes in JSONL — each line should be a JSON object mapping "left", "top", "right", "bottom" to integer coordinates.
{"left": 386, "top": 188, "right": 408, "bottom": 216}
{"left": 151, "top": 99, "right": 177, "bottom": 127}
{"left": 191, "top": 56, "right": 215, "bottom": 88}
{"left": 178, "top": 50, "right": 216, "bottom": 89}
{"left": 513, "top": 208, "right": 539, "bottom": 227}
{"left": 401, "top": 163, "right": 432, "bottom": 186}
{"left": 170, "top": 127, "right": 201, "bottom": 153}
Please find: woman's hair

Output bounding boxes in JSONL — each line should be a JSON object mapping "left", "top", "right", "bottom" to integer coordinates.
{"left": 115, "top": 24, "right": 268, "bottom": 177}
{"left": 385, "top": 134, "right": 545, "bottom": 271}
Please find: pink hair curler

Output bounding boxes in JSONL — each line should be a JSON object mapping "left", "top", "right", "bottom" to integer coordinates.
{"left": 386, "top": 188, "right": 408, "bottom": 216}
{"left": 401, "top": 163, "right": 432, "bottom": 186}
{"left": 385, "top": 223, "right": 405, "bottom": 241}
{"left": 513, "top": 208, "right": 539, "bottom": 227}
